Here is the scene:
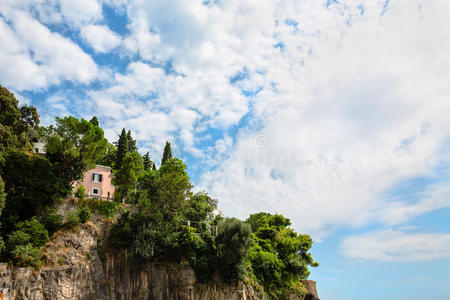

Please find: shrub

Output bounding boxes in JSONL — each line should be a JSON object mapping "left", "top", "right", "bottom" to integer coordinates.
{"left": 65, "top": 209, "right": 80, "bottom": 228}
{"left": 11, "top": 243, "right": 43, "bottom": 268}
{"left": 75, "top": 185, "right": 86, "bottom": 199}
{"left": 85, "top": 198, "right": 120, "bottom": 218}
{"left": 79, "top": 205, "right": 92, "bottom": 223}
{"left": 41, "top": 207, "right": 64, "bottom": 234}
{"left": 5, "top": 230, "right": 30, "bottom": 253}
{"left": 15, "top": 217, "right": 48, "bottom": 247}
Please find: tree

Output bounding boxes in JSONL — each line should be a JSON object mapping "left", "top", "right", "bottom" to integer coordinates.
{"left": 89, "top": 116, "right": 99, "bottom": 126}
{"left": 42, "top": 116, "right": 108, "bottom": 185}
{"left": 245, "top": 213, "right": 319, "bottom": 297}
{"left": 143, "top": 152, "right": 153, "bottom": 171}
{"left": 0, "top": 176, "right": 5, "bottom": 218}
{"left": 153, "top": 158, "right": 192, "bottom": 221}
{"left": 113, "top": 152, "right": 144, "bottom": 203}
{"left": 115, "top": 128, "right": 128, "bottom": 170}
{"left": 0, "top": 85, "right": 39, "bottom": 154}
{"left": 1, "top": 151, "right": 71, "bottom": 232}
{"left": 127, "top": 130, "right": 137, "bottom": 152}
{"left": 161, "top": 141, "right": 172, "bottom": 165}
{"left": 215, "top": 218, "right": 252, "bottom": 282}
{"left": 185, "top": 191, "right": 217, "bottom": 224}
{"left": 97, "top": 142, "right": 117, "bottom": 167}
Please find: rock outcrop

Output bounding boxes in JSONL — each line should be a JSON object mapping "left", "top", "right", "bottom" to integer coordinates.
{"left": 0, "top": 221, "right": 319, "bottom": 300}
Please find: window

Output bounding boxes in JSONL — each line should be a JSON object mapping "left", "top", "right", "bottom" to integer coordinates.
{"left": 92, "top": 188, "right": 99, "bottom": 195}
{"left": 35, "top": 148, "right": 39, "bottom": 153}
{"left": 92, "top": 173, "right": 103, "bottom": 182}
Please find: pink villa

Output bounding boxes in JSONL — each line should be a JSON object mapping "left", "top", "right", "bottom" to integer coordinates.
{"left": 76, "top": 165, "right": 115, "bottom": 201}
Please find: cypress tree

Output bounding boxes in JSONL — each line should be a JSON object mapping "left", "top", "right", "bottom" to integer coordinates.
{"left": 127, "top": 130, "right": 137, "bottom": 152}
{"left": 116, "top": 128, "right": 128, "bottom": 169}
{"left": 161, "top": 141, "right": 172, "bottom": 165}
{"left": 143, "top": 152, "right": 153, "bottom": 170}
{"left": 152, "top": 162, "right": 156, "bottom": 171}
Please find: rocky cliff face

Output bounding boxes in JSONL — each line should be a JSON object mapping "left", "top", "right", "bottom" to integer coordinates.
{"left": 0, "top": 221, "right": 319, "bottom": 300}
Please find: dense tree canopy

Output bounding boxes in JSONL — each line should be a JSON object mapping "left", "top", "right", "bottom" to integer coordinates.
{"left": 42, "top": 116, "right": 108, "bottom": 185}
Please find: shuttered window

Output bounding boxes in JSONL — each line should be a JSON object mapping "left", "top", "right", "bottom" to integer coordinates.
{"left": 92, "top": 173, "right": 103, "bottom": 182}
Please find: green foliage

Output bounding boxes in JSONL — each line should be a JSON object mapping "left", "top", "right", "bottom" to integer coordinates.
{"left": 1, "top": 151, "right": 70, "bottom": 231}
{"left": 142, "top": 152, "right": 153, "bottom": 171}
{"left": 15, "top": 217, "right": 49, "bottom": 247}
{"left": 75, "top": 185, "right": 86, "bottom": 199}
{"left": 97, "top": 142, "right": 117, "bottom": 167}
{"left": 108, "top": 211, "right": 134, "bottom": 247}
{"left": 89, "top": 116, "right": 99, "bottom": 126}
{"left": 65, "top": 209, "right": 81, "bottom": 228}
{"left": 113, "top": 151, "right": 144, "bottom": 203}
{"left": 10, "top": 243, "right": 43, "bottom": 268}
{"left": 0, "top": 85, "right": 39, "bottom": 153}
{"left": 42, "top": 116, "right": 108, "bottom": 185}
{"left": 216, "top": 218, "right": 252, "bottom": 282}
{"left": 6, "top": 230, "right": 31, "bottom": 253}
{"left": 127, "top": 130, "right": 137, "bottom": 152}
{"left": 0, "top": 176, "right": 5, "bottom": 217}
{"left": 85, "top": 198, "right": 120, "bottom": 218}
{"left": 185, "top": 191, "right": 217, "bottom": 225}
{"left": 79, "top": 205, "right": 92, "bottom": 223}
{"left": 5, "top": 226, "right": 44, "bottom": 268}
{"left": 161, "top": 141, "right": 172, "bottom": 165}
{"left": 115, "top": 128, "right": 128, "bottom": 169}
{"left": 152, "top": 158, "right": 192, "bottom": 221}
{"left": 245, "top": 213, "right": 318, "bottom": 298}
{"left": 41, "top": 207, "right": 64, "bottom": 235}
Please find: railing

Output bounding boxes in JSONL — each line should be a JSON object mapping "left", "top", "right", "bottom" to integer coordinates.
{"left": 86, "top": 195, "right": 114, "bottom": 201}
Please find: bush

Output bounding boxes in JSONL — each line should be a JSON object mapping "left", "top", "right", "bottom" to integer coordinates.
{"left": 41, "top": 207, "right": 64, "bottom": 234}
{"left": 85, "top": 198, "right": 120, "bottom": 218}
{"left": 75, "top": 185, "right": 86, "bottom": 199}
{"left": 11, "top": 243, "right": 43, "bottom": 268}
{"left": 79, "top": 205, "right": 92, "bottom": 223}
{"left": 15, "top": 217, "right": 48, "bottom": 247}
{"left": 65, "top": 209, "right": 80, "bottom": 228}
{"left": 5, "top": 230, "right": 30, "bottom": 253}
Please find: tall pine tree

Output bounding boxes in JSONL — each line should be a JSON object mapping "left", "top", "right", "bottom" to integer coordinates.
{"left": 116, "top": 128, "right": 128, "bottom": 170}
{"left": 161, "top": 141, "right": 172, "bottom": 165}
{"left": 127, "top": 130, "right": 137, "bottom": 152}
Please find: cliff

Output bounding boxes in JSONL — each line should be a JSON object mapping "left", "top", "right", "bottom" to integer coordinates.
{"left": 0, "top": 221, "right": 319, "bottom": 300}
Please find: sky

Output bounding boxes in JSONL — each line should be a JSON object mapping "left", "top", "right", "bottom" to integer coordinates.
{"left": 1, "top": 0, "right": 450, "bottom": 298}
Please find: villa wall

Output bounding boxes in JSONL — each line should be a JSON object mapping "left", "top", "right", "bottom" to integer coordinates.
{"left": 76, "top": 165, "right": 115, "bottom": 200}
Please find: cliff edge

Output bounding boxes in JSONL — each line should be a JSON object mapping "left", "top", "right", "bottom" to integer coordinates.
{"left": 0, "top": 221, "right": 319, "bottom": 300}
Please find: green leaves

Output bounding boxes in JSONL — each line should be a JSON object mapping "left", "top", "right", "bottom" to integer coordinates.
{"left": 113, "top": 151, "right": 144, "bottom": 203}
{"left": 43, "top": 116, "right": 108, "bottom": 185}
{"left": 245, "top": 213, "right": 319, "bottom": 298}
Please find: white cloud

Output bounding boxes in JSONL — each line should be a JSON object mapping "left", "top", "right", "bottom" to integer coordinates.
{"left": 2, "top": 0, "right": 450, "bottom": 241}
{"left": 341, "top": 230, "right": 450, "bottom": 262}
{"left": 59, "top": 0, "right": 102, "bottom": 26}
{"left": 0, "top": 10, "right": 99, "bottom": 90}
{"left": 81, "top": 25, "right": 122, "bottom": 53}
{"left": 198, "top": 0, "right": 450, "bottom": 237}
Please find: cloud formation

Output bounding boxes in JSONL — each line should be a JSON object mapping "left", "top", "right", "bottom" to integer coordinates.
{"left": 341, "top": 230, "right": 450, "bottom": 262}
{"left": 1, "top": 0, "right": 449, "bottom": 241}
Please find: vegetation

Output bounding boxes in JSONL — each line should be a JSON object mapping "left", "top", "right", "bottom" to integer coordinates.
{"left": 0, "top": 84, "right": 318, "bottom": 297}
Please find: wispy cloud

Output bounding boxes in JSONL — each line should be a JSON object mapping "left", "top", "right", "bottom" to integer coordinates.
{"left": 341, "top": 230, "right": 450, "bottom": 262}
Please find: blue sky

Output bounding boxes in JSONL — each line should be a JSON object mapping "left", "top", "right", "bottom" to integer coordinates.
{"left": 1, "top": 0, "right": 450, "bottom": 298}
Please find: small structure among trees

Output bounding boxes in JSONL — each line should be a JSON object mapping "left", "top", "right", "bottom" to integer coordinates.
{"left": 74, "top": 165, "right": 115, "bottom": 201}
